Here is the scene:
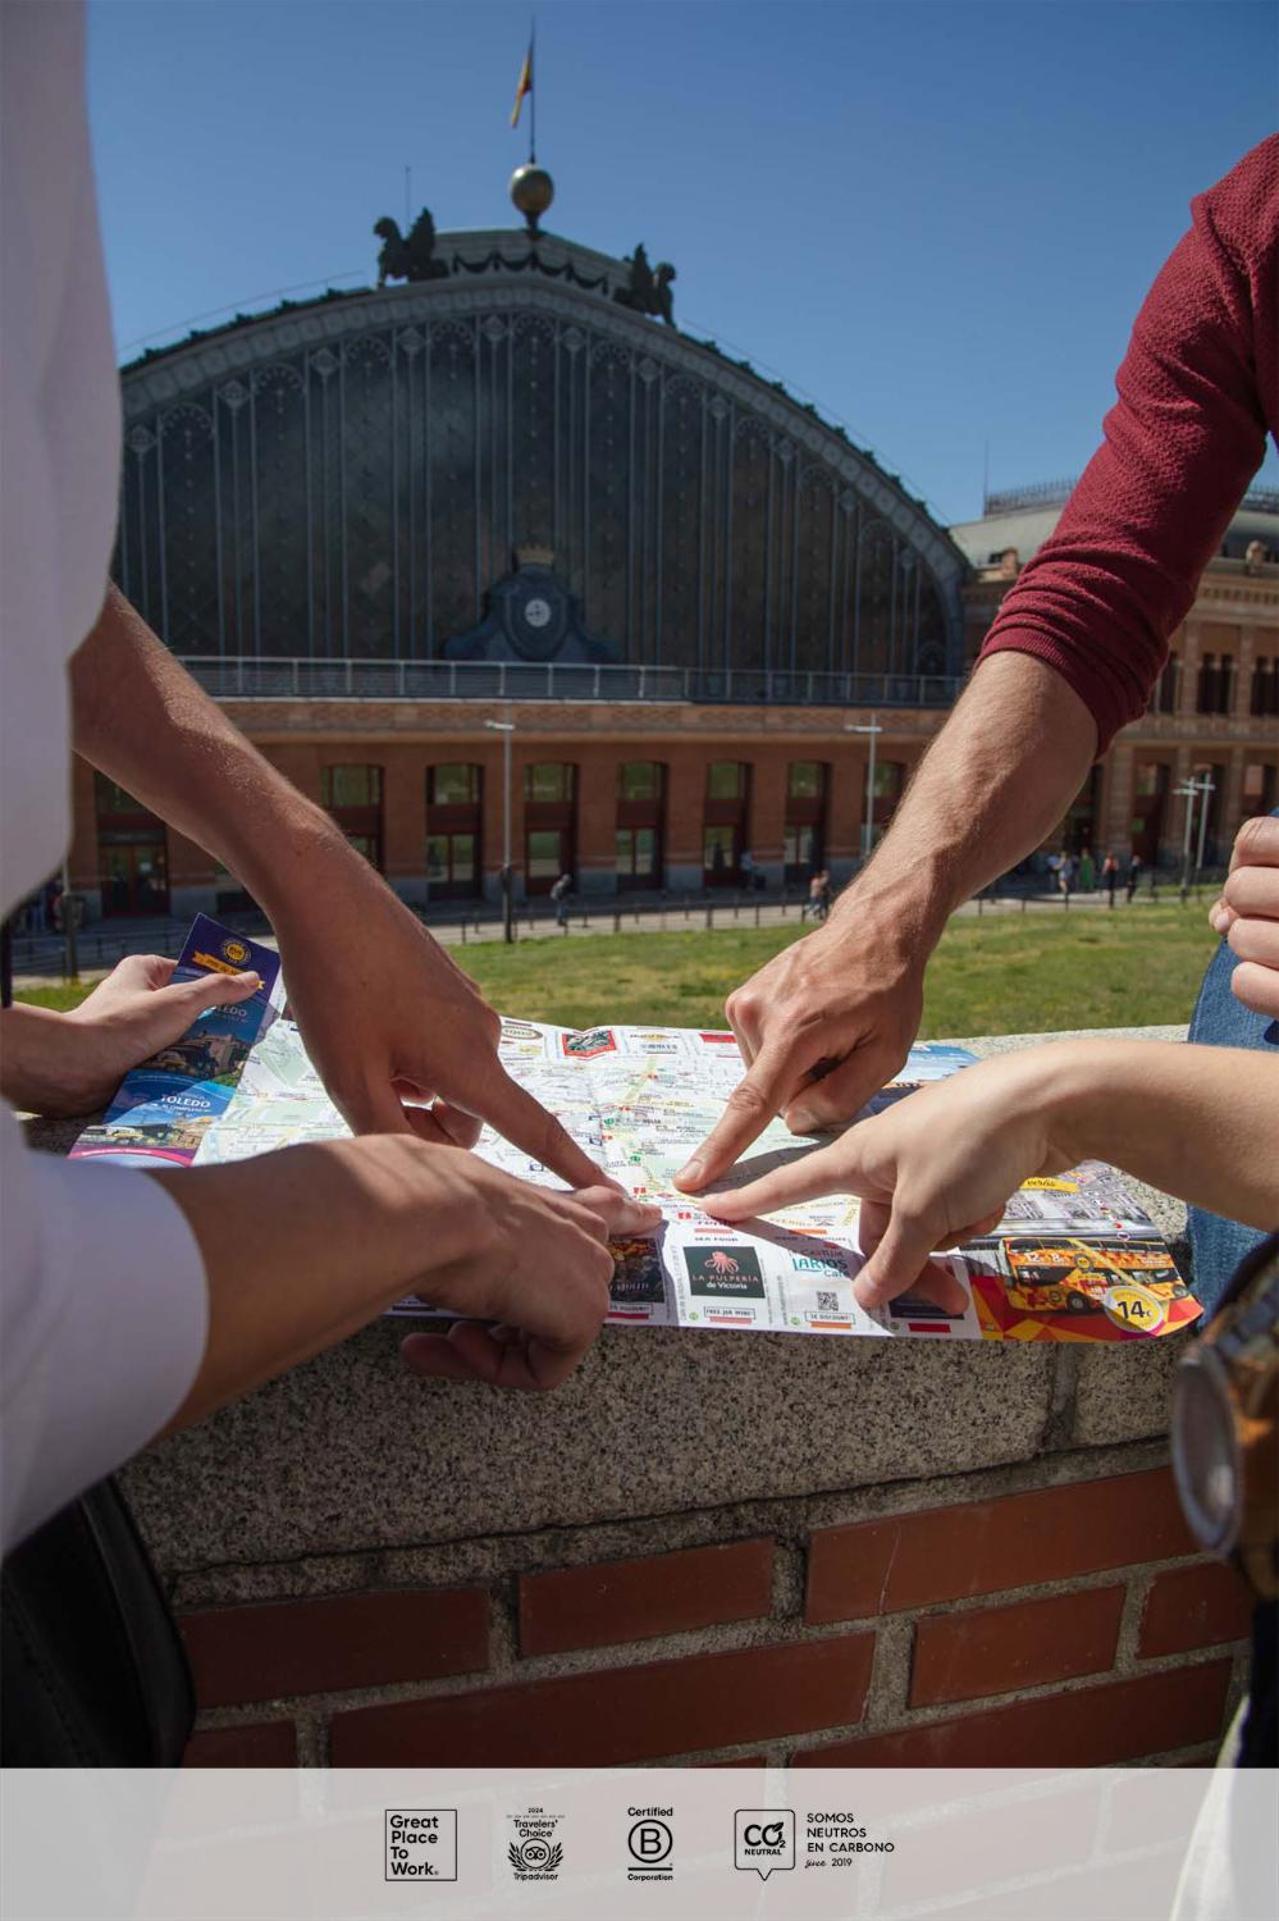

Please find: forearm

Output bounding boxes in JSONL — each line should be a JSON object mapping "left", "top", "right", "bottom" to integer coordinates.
{"left": 1044, "top": 1042, "right": 1279, "bottom": 1231}
{"left": 150, "top": 1136, "right": 482, "bottom": 1431}
{"left": 832, "top": 652, "right": 1097, "bottom": 951}
{"left": 70, "top": 585, "right": 345, "bottom": 909}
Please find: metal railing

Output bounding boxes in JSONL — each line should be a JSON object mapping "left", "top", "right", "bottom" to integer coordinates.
{"left": 175, "top": 656, "right": 964, "bottom": 709}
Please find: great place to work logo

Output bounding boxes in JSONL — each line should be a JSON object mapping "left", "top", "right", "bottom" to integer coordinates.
{"left": 384, "top": 1809, "right": 458, "bottom": 1882}
{"left": 734, "top": 1809, "right": 796, "bottom": 1880}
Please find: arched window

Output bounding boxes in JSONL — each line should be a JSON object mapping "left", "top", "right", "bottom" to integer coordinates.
{"left": 94, "top": 773, "right": 169, "bottom": 918}
{"left": 704, "top": 761, "right": 751, "bottom": 884}
{"left": 426, "top": 763, "right": 482, "bottom": 898}
{"left": 617, "top": 762, "right": 665, "bottom": 891}
{"left": 322, "top": 765, "right": 383, "bottom": 869}
{"left": 524, "top": 763, "right": 577, "bottom": 893}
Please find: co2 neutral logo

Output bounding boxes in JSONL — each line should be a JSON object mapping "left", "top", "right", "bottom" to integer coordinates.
{"left": 734, "top": 1809, "right": 796, "bottom": 1880}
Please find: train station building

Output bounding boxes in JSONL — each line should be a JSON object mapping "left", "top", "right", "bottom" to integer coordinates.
{"left": 70, "top": 168, "right": 1278, "bottom": 919}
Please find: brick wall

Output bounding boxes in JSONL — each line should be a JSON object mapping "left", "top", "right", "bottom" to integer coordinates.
{"left": 179, "top": 1460, "right": 1252, "bottom": 1771}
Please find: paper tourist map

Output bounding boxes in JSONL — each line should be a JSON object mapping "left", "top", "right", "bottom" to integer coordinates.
{"left": 73, "top": 917, "right": 1201, "bottom": 1345}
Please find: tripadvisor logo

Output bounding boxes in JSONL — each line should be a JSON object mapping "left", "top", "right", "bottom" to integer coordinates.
{"left": 507, "top": 1811, "right": 564, "bottom": 1881}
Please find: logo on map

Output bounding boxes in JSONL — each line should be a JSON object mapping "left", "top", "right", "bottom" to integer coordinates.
{"left": 220, "top": 937, "right": 252, "bottom": 966}
{"left": 684, "top": 1244, "right": 765, "bottom": 1299}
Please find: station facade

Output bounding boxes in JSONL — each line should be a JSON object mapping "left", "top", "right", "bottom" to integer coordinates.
{"left": 67, "top": 198, "right": 1279, "bottom": 918}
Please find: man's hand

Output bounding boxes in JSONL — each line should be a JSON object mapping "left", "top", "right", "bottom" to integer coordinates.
{"left": 272, "top": 853, "right": 612, "bottom": 1188}
{"left": 700, "top": 1052, "right": 1072, "bottom": 1311}
{"left": 402, "top": 1181, "right": 661, "bottom": 1390}
{"left": 674, "top": 914, "right": 925, "bottom": 1192}
{"left": 1209, "top": 815, "right": 1279, "bottom": 1019}
{"left": 1, "top": 955, "right": 259, "bottom": 1117}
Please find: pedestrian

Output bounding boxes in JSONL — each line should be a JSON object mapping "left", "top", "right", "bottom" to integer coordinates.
{"left": 1079, "top": 846, "right": 1095, "bottom": 892}
{"left": 803, "top": 871, "right": 822, "bottom": 922}
{"left": 1125, "top": 851, "right": 1144, "bottom": 904}
{"left": 1102, "top": 851, "right": 1119, "bottom": 908}
{"left": 550, "top": 870, "right": 572, "bottom": 928}
{"left": 815, "top": 869, "right": 832, "bottom": 922}
{"left": 739, "top": 849, "right": 754, "bottom": 891}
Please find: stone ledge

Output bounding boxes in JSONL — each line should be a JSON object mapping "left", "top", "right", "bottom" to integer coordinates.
{"left": 113, "top": 1026, "right": 1193, "bottom": 1578}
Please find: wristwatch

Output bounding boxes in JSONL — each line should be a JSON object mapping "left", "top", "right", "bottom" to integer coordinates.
{"left": 1171, "top": 1234, "right": 1279, "bottom": 1599}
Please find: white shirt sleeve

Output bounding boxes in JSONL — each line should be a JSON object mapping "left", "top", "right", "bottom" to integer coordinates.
{"left": 0, "top": 2, "right": 212, "bottom": 1555}
{"left": 1, "top": 1110, "right": 208, "bottom": 1552}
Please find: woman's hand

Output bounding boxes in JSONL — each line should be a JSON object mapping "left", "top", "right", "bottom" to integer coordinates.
{"left": 701, "top": 1051, "right": 1078, "bottom": 1311}
{"left": 1, "top": 954, "right": 259, "bottom": 1117}
{"left": 1209, "top": 815, "right": 1279, "bottom": 1019}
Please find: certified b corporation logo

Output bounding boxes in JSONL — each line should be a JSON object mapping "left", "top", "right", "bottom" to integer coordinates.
{"left": 734, "top": 1809, "right": 796, "bottom": 1880}
{"left": 627, "top": 1808, "right": 675, "bottom": 1881}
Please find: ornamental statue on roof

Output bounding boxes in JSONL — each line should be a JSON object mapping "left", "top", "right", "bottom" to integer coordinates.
{"left": 373, "top": 209, "right": 449, "bottom": 286}
{"left": 614, "top": 244, "right": 677, "bottom": 326}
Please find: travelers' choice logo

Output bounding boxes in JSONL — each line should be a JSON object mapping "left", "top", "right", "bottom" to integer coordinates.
{"left": 735, "top": 1809, "right": 796, "bottom": 1880}
{"left": 507, "top": 1810, "right": 564, "bottom": 1882}
{"left": 627, "top": 1808, "right": 675, "bottom": 1880}
{"left": 384, "top": 1809, "right": 457, "bottom": 1881}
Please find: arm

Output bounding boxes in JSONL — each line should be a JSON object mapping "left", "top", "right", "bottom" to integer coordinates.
{"left": 151, "top": 1141, "right": 658, "bottom": 1430}
{"left": 703, "top": 1042, "right": 1279, "bottom": 1309}
{"left": 680, "top": 139, "right": 1277, "bottom": 1190}
{"left": 69, "top": 588, "right": 605, "bottom": 1186}
{"left": 675, "top": 651, "right": 1096, "bottom": 1188}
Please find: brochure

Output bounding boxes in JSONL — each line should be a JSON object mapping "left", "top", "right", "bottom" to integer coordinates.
{"left": 73, "top": 918, "right": 1200, "bottom": 1343}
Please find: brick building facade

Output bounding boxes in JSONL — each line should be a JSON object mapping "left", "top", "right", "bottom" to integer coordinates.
{"left": 61, "top": 212, "right": 1278, "bottom": 920}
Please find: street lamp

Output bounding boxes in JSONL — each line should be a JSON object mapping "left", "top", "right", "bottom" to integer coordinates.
{"left": 1174, "top": 779, "right": 1199, "bottom": 901}
{"left": 484, "top": 719, "right": 516, "bottom": 945}
{"left": 1193, "top": 772, "right": 1215, "bottom": 882}
{"left": 846, "top": 720, "right": 884, "bottom": 860}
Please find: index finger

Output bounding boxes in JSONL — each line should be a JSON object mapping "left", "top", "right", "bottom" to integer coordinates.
{"left": 700, "top": 1137, "right": 861, "bottom": 1220}
{"left": 1230, "top": 815, "right": 1279, "bottom": 873}
{"left": 473, "top": 1065, "right": 615, "bottom": 1191}
{"left": 675, "top": 1039, "right": 816, "bottom": 1192}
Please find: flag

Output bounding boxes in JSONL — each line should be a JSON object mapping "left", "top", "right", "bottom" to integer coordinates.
{"left": 510, "top": 41, "right": 533, "bottom": 127}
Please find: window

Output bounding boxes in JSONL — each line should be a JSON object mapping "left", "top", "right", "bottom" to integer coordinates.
{"left": 1153, "top": 653, "right": 1180, "bottom": 715}
{"left": 526, "top": 830, "right": 566, "bottom": 882}
{"left": 703, "top": 823, "right": 740, "bottom": 876}
{"left": 427, "top": 833, "right": 477, "bottom": 887}
{"left": 1196, "top": 654, "right": 1235, "bottom": 717}
{"left": 322, "top": 765, "right": 383, "bottom": 870}
{"left": 784, "top": 823, "right": 820, "bottom": 872}
{"left": 617, "top": 827, "right": 660, "bottom": 884}
{"left": 873, "top": 761, "right": 904, "bottom": 801}
{"left": 618, "top": 761, "right": 664, "bottom": 802}
{"left": 1134, "top": 762, "right": 1168, "bottom": 799}
{"left": 787, "top": 761, "right": 826, "bottom": 800}
{"left": 525, "top": 763, "right": 575, "bottom": 803}
{"left": 95, "top": 774, "right": 169, "bottom": 917}
{"left": 617, "top": 763, "right": 665, "bottom": 890}
{"left": 429, "top": 763, "right": 480, "bottom": 805}
{"left": 94, "top": 774, "right": 151, "bottom": 817}
{"left": 706, "top": 761, "right": 747, "bottom": 801}
{"left": 321, "top": 765, "right": 382, "bottom": 808}
{"left": 1251, "top": 657, "right": 1279, "bottom": 719}
{"left": 1243, "top": 762, "right": 1277, "bottom": 817}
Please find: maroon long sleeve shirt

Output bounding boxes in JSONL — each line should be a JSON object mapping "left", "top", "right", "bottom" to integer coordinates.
{"left": 977, "top": 134, "right": 1279, "bottom": 751}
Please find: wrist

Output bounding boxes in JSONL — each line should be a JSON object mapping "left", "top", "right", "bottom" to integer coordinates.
{"left": 229, "top": 798, "right": 351, "bottom": 919}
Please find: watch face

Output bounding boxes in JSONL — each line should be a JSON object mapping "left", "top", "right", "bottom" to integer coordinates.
{"left": 524, "top": 596, "right": 552, "bottom": 630}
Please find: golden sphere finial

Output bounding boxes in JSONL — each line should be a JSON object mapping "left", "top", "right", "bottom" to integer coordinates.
{"left": 509, "top": 163, "right": 554, "bottom": 236}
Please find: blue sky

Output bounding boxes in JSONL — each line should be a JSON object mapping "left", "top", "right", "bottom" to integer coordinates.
{"left": 88, "top": 0, "right": 1278, "bottom": 525}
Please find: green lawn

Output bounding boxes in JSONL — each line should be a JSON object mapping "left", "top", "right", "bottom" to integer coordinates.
{"left": 16, "top": 901, "right": 1218, "bottom": 1036}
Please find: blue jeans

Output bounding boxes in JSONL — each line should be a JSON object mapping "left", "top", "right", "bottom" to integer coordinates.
{"left": 1185, "top": 809, "right": 1279, "bottom": 1314}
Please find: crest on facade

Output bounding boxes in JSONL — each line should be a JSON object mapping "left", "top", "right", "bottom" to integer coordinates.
{"left": 445, "top": 557, "right": 615, "bottom": 665}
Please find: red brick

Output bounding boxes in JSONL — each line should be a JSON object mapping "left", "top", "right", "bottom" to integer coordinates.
{"left": 183, "top": 1720, "right": 297, "bottom": 1767}
{"left": 793, "top": 1658, "right": 1232, "bottom": 1768}
{"left": 519, "top": 1539, "right": 774, "bottom": 1656}
{"left": 1140, "top": 1561, "right": 1254, "bottom": 1658}
{"left": 911, "top": 1584, "right": 1125, "bottom": 1707}
{"left": 180, "top": 1587, "right": 488, "bottom": 1707}
{"left": 330, "top": 1631, "right": 873, "bottom": 1767}
{"left": 806, "top": 1468, "right": 1194, "bottom": 1623}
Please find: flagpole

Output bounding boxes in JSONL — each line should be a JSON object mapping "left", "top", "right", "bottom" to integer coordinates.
{"left": 529, "top": 17, "right": 536, "bottom": 164}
